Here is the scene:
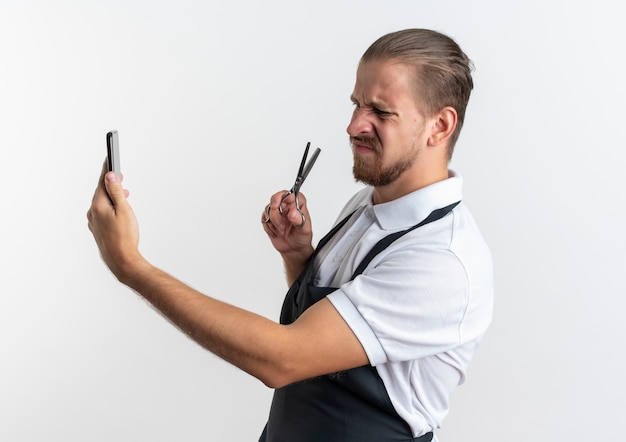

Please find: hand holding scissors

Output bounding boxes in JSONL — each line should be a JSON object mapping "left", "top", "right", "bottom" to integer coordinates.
{"left": 262, "top": 142, "right": 321, "bottom": 229}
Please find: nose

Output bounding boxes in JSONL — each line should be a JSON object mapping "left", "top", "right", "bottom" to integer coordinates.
{"left": 346, "top": 108, "right": 373, "bottom": 138}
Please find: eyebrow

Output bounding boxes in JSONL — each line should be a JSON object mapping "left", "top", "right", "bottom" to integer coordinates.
{"left": 350, "top": 95, "right": 390, "bottom": 110}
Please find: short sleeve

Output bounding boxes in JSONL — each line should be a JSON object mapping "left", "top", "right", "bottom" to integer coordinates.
{"left": 327, "top": 244, "right": 470, "bottom": 365}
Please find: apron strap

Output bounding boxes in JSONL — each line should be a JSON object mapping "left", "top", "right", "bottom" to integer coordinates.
{"left": 350, "top": 201, "right": 460, "bottom": 280}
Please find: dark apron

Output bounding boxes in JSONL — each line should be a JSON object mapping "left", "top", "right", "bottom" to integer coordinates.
{"left": 259, "top": 202, "right": 460, "bottom": 442}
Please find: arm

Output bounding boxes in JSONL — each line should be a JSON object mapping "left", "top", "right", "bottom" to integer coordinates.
{"left": 87, "top": 164, "right": 368, "bottom": 388}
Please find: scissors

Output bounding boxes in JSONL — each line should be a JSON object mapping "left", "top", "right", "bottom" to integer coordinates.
{"left": 263, "top": 142, "right": 321, "bottom": 228}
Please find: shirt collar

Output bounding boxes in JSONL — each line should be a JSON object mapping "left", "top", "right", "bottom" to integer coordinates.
{"left": 368, "top": 170, "right": 464, "bottom": 230}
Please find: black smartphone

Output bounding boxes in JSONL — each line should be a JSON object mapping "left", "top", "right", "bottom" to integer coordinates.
{"left": 106, "top": 130, "right": 121, "bottom": 177}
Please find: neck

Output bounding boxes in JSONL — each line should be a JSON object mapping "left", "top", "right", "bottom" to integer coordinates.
{"left": 371, "top": 165, "right": 448, "bottom": 205}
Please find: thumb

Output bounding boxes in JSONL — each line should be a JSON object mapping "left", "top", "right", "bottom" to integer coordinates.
{"left": 104, "top": 172, "right": 127, "bottom": 207}
{"left": 288, "top": 208, "right": 309, "bottom": 231}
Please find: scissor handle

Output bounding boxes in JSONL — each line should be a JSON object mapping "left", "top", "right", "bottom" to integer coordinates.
{"left": 279, "top": 189, "right": 301, "bottom": 218}
{"left": 278, "top": 190, "right": 306, "bottom": 228}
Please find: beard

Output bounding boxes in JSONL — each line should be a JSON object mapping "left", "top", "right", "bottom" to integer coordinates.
{"left": 351, "top": 136, "right": 418, "bottom": 186}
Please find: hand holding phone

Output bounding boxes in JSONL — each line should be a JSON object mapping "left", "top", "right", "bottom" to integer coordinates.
{"left": 106, "top": 130, "right": 121, "bottom": 177}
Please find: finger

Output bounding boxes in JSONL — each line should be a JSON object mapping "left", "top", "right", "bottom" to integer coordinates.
{"left": 269, "top": 190, "right": 291, "bottom": 211}
{"left": 263, "top": 191, "right": 291, "bottom": 227}
{"left": 98, "top": 158, "right": 108, "bottom": 182}
{"left": 285, "top": 193, "right": 310, "bottom": 225}
{"left": 277, "top": 191, "right": 308, "bottom": 211}
{"left": 88, "top": 161, "right": 107, "bottom": 231}
{"left": 262, "top": 219, "right": 278, "bottom": 238}
{"left": 261, "top": 206, "right": 283, "bottom": 238}
{"left": 91, "top": 160, "right": 108, "bottom": 202}
{"left": 261, "top": 204, "right": 272, "bottom": 224}
{"left": 103, "top": 171, "right": 128, "bottom": 209}
{"left": 265, "top": 203, "right": 289, "bottom": 234}
{"left": 287, "top": 209, "right": 307, "bottom": 229}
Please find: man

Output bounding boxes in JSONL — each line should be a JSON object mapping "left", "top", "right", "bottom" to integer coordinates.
{"left": 88, "top": 28, "right": 493, "bottom": 442}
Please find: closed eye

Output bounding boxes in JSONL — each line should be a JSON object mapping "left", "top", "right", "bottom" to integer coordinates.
{"left": 351, "top": 97, "right": 394, "bottom": 118}
{"left": 373, "top": 107, "right": 392, "bottom": 117}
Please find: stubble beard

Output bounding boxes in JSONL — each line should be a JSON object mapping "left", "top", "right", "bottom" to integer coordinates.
{"left": 351, "top": 136, "right": 418, "bottom": 187}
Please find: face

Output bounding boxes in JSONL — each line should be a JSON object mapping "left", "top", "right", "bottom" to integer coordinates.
{"left": 347, "top": 59, "right": 429, "bottom": 187}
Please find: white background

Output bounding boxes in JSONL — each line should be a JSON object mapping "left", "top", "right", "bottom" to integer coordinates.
{"left": 1, "top": 1, "right": 624, "bottom": 440}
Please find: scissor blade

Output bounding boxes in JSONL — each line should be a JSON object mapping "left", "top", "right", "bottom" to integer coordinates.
{"left": 297, "top": 142, "right": 311, "bottom": 179}
{"left": 300, "top": 147, "right": 321, "bottom": 183}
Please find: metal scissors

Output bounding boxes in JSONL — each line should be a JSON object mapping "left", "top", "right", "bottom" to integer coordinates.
{"left": 264, "top": 142, "right": 321, "bottom": 228}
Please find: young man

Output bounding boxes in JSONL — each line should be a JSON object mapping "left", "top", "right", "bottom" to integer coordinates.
{"left": 88, "top": 29, "right": 493, "bottom": 442}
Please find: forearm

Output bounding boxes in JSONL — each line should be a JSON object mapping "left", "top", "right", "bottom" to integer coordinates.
{"left": 281, "top": 245, "right": 314, "bottom": 286}
{"left": 119, "top": 262, "right": 294, "bottom": 388}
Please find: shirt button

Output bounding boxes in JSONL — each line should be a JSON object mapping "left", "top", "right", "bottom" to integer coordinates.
{"left": 332, "top": 255, "right": 343, "bottom": 263}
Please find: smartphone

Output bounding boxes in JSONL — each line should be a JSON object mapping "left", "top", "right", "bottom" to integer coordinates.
{"left": 106, "top": 130, "right": 121, "bottom": 177}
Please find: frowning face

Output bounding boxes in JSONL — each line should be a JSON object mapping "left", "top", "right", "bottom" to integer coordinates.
{"left": 347, "top": 59, "right": 430, "bottom": 188}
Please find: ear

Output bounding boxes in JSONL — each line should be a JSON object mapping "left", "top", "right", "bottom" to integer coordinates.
{"left": 427, "top": 106, "right": 457, "bottom": 147}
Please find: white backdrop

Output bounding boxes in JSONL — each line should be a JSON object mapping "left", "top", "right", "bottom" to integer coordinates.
{"left": 1, "top": 1, "right": 624, "bottom": 441}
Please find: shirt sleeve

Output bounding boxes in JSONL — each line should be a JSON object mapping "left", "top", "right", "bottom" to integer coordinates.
{"left": 327, "top": 244, "right": 471, "bottom": 365}
{"left": 326, "top": 289, "right": 389, "bottom": 365}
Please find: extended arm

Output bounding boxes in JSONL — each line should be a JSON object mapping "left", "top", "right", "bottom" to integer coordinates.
{"left": 87, "top": 164, "right": 368, "bottom": 388}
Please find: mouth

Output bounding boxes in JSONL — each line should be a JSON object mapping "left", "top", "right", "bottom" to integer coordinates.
{"left": 351, "top": 137, "right": 378, "bottom": 156}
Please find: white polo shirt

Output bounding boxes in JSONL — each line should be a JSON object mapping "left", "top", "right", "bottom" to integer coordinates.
{"left": 315, "top": 172, "right": 493, "bottom": 438}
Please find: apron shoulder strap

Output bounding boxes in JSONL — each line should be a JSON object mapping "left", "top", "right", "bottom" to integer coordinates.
{"left": 350, "top": 201, "right": 461, "bottom": 280}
